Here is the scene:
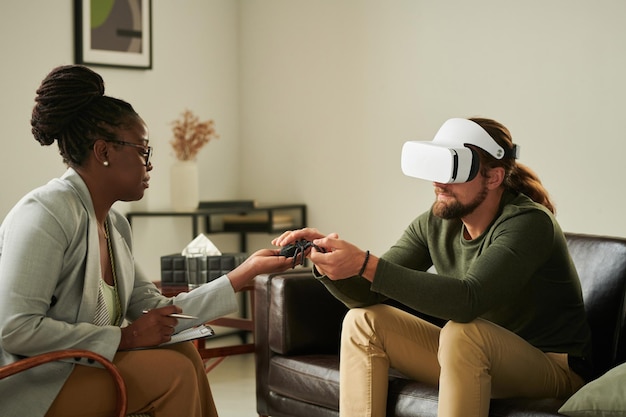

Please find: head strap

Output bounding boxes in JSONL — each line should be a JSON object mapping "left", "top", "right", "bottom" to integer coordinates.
{"left": 433, "top": 118, "right": 518, "bottom": 160}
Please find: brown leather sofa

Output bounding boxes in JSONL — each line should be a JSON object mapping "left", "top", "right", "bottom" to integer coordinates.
{"left": 254, "top": 233, "right": 626, "bottom": 417}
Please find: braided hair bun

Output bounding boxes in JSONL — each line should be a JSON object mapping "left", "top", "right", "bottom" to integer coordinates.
{"left": 31, "top": 65, "right": 104, "bottom": 146}
{"left": 30, "top": 65, "right": 137, "bottom": 166}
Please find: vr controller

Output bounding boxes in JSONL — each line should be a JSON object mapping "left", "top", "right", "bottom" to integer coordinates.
{"left": 279, "top": 239, "right": 326, "bottom": 268}
{"left": 401, "top": 118, "right": 519, "bottom": 184}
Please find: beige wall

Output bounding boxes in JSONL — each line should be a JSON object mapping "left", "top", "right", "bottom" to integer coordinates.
{"left": 1, "top": 1, "right": 625, "bottom": 280}
{"left": 239, "top": 0, "right": 626, "bottom": 256}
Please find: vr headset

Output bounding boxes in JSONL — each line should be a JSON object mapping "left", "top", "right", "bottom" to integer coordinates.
{"left": 401, "top": 118, "right": 520, "bottom": 183}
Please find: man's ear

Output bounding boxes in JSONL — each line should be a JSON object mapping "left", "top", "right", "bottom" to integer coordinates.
{"left": 92, "top": 140, "right": 109, "bottom": 165}
{"left": 486, "top": 167, "right": 505, "bottom": 189}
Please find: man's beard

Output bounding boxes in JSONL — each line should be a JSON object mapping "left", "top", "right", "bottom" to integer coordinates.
{"left": 432, "top": 184, "right": 488, "bottom": 220}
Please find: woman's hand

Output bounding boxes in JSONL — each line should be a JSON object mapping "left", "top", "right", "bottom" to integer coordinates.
{"left": 119, "top": 305, "right": 182, "bottom": 350}
{"left": 226, "top": 248, "right": 294, "bottom": 292}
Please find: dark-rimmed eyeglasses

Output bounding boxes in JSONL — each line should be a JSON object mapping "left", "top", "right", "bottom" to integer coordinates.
{"left": 106, "top": 140, "right": 153, "bottom": 167}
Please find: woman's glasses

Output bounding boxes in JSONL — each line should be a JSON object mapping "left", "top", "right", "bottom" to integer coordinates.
{"left": 106, "top": 140, "right": 153, "bottom": 167}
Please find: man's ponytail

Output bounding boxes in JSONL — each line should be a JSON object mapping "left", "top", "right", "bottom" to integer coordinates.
{"left": 470, "top": 118, "right": 556, "bottom": 214}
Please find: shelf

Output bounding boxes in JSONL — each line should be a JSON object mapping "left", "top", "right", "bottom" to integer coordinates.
{"left": 126, "top": 202, "right": 307, "bottom": 252}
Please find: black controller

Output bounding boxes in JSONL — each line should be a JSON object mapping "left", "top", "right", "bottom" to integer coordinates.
{"left": 279, "top": 239, "right": 325, "bottom": 267}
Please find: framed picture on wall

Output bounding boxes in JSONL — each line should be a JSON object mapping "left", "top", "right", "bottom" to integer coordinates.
{"left": 74, "top": 0, "right": 152, "bottom": 69}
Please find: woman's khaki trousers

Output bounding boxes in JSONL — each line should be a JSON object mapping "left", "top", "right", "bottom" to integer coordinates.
{"left": 46, "top": 341, "right": 218, "bottom": 417}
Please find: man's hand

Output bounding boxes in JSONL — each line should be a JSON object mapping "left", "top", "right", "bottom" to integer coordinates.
{"left": 272, "top": 227, "right": 330, "bottom": 247}
{"left": 272, "top": 228, "right": 375, "bottom": 280}
{"left": 308, "top": 236, "right": 369, "bottom": 280}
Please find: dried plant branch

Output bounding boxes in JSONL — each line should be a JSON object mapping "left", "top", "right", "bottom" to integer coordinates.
{"left": 170, "top": 109, "right": 219, "bottom": 161}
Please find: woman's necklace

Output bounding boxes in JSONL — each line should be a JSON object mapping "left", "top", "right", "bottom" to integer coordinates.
{"left": 104, "top": 221, "right": 123, "bottom": 326}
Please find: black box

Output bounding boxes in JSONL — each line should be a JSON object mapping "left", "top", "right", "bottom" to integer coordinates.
{"left": 160, "top": 253, "right": 247, "bottom": 286}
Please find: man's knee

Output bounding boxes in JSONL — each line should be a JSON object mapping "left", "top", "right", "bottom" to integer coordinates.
{"left": 342, "top": 307, "right": 372, "bottom": 339}
{"left": 440, "top": 318, "right": 492, "bottom": 343}
{"left": 342, "top": 305, "right": 395, "bottom": 346}
{"left": 342, "top": 305, "right": 391, "bottom": 333}
{"left": 438, "top": 319, "right": 497, "bottom": 366}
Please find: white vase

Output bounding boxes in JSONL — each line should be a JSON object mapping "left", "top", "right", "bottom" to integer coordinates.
{"left": 170, "top": 160, "right": 199, "bottom": 212}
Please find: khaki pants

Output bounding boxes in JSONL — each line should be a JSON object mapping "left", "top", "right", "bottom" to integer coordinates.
{"left": 339, "top": 304, "right": 584, "bottom": 417}
{"left": 46, "top": 341, "right": 218, "bottom": 417}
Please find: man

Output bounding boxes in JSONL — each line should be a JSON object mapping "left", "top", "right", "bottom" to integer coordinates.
{"left": 273, "top": 117, "right": 591, "bottom": 417}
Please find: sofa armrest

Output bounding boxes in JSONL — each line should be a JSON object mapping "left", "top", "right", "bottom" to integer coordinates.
{"left": 261, "top": 270, "right": 348, "bottom": 355}
{"left": 255, "top": 270, "right": 348, "bottom": 417}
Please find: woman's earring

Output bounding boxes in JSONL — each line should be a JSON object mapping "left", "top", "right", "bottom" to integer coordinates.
{"left": 103, "top": 161, "right": 109, "bottom": 167}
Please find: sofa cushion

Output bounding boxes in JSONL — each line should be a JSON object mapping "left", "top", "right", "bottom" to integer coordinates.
{"left": 558, "top": 361, "right": 626, "bottom": 416}
{"left": 268, "top": 355, "right": 340, "bottom": 410}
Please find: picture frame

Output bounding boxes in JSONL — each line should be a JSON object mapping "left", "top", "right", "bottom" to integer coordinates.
{"left": 74, "top": 0, "right": 152, "bottom": 69}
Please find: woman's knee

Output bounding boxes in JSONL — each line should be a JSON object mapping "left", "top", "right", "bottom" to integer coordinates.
{"left": 164, "top": 342, "right": 203, "bottom": 367}
{"left": 118, "top": 346, "right": 198, "bottom": 386}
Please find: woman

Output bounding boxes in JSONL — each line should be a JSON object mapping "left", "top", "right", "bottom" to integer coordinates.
{"left": 0, "top": 65, "right": 293, "bottom": 417}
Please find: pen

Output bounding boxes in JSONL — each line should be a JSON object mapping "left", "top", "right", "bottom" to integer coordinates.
{"left": 142, "top": 310, "right": 198, "bottom": 319}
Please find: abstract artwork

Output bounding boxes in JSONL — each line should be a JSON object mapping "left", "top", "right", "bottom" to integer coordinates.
{"left": 75, "top": 0, "right": 152, "bottom": 69}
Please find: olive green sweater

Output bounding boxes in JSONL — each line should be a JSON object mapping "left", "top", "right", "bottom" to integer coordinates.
{"left": 317, "top": 191, "right": 592, "bottom": 361}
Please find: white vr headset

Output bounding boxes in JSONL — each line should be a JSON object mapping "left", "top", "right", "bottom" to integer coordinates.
{"left": 401, "top": 118, "right": 520, "bottom": 183}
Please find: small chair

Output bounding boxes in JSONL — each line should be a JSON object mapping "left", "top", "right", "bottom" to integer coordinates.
{"left": 0, "top": 349, "right": 150, "bottom": 417}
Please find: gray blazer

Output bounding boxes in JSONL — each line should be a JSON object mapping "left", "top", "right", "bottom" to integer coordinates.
{"left": 0, "top": 168, "right": 238, "bottom": 416}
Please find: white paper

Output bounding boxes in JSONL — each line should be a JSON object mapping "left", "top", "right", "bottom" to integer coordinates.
{"left": 181, "top": 234, "right": 222, "bottom": 256}
{"left": 160, "top": 325, "right": 214, "bottom": 346}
